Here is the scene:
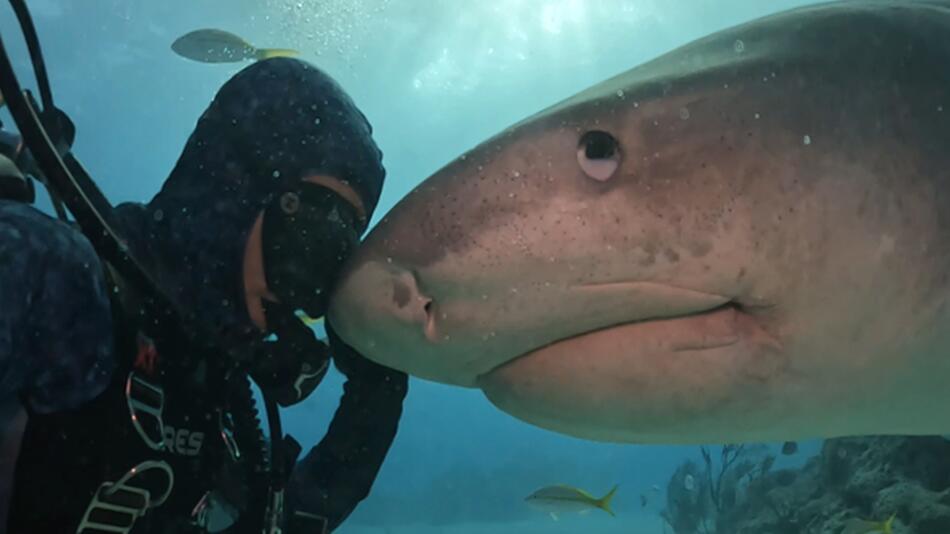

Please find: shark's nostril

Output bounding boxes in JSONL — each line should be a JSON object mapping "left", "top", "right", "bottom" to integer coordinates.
{"left": 422, "top": 298, "right": 438, "bottom": 341}
{"left": 389, "top": 267, "right": 436, "bottom": 335}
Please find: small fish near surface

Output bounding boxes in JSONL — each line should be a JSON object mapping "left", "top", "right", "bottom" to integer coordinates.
{"left": 841, "top": 513, "right": 896, "bottom": 534}
{"left": 171, "top": 29, "right": 298, "bottom": 63}
{"left": 525, "top": 484, "right": 618, "bottom": 521}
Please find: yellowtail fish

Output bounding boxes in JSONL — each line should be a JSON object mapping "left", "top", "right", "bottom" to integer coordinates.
{"left": 525, "top": 484, "right": 618, "bottom": 521}
{"left": 841, "top": 512, "right": 896, "bottom": 534}
{"left": 171, "top": 29, "right": 298, "bottom": 63}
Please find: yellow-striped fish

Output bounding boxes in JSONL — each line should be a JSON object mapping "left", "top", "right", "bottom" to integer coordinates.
{"left": 842, "top": 512, "right": 896, "bottom": 534}
{"left": 171, "top": 29, "right": 298, "bottom": 63}
{"left": 525, "top": 484, "right": 618, "bottom": 521}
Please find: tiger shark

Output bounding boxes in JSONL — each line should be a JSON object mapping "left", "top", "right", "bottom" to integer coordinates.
{"left": 328, "top": 0, "right": 950, "bottom": 444}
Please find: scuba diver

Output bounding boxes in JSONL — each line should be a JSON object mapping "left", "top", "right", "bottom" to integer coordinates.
{"left": 0, "top": 2, "right": 407, "bottom": 533}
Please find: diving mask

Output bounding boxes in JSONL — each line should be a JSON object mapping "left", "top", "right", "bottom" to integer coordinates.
{"left": 260, "top": 181, "right": 363, "bottom": 319}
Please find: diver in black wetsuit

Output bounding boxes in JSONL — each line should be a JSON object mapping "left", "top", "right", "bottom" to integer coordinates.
{"left": 0, "top": 56, "right": 407, "bottom": 533}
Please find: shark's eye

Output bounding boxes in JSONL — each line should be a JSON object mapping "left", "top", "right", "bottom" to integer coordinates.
{"left": 577, "top": 130, "right": 621, "bottom": 182}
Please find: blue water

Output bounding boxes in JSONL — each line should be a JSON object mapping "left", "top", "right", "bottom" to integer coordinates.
{"left": 0, "top": 1, "right": 826, "bottom": 531}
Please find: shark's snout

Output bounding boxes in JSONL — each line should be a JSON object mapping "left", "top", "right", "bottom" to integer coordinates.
{"left": 330, "top": 258, "right": 422, "bottom": 334}
{"left": 329, "top": 256, "right": 477, "bottom": 385}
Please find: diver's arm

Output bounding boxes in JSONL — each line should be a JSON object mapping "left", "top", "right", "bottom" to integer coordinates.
{"left": 0, "top": 203, "right": 115, "bottom": 529}
{"left": 286, "top": 322, "right": 408, "bottom": 532}
{"left": 0, "top": 203, "right": 114, "bottom": 413}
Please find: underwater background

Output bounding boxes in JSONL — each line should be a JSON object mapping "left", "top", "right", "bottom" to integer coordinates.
{"left": 1, "top": 0, "right": 887, "bottom": 532}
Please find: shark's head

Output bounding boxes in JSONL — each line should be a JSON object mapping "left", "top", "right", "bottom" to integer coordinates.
{"left": 329, "top": 2, "right": 950, "bottom": 443}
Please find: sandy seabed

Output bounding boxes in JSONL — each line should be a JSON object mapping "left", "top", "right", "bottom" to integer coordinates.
{"left": 339, "top": 513, "right": 668, "bottom": 534}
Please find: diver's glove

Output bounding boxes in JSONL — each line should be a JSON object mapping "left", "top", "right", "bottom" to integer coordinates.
{"left": 251, "top": 301, "right": 330, "bottom": 407}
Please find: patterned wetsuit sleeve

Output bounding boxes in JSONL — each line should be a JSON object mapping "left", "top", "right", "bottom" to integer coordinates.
{"left": 0, "top": 201, "right": 114, "bottom": 414}
{"left": 286, "top": 321, "right": 408, "bottom": 532}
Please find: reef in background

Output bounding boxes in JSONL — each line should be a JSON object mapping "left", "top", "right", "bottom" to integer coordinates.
{"left": 661, "top": 437, "right": 950, "bottom": 533}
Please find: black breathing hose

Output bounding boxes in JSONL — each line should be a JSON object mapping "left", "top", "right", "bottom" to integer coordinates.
{"left": 7, "top": 0, "right": 53, "bottom": 111}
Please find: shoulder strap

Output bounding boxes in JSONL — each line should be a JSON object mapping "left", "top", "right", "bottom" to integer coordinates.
{"left": 0, "top": 154, "right": 34, "bottom": 203}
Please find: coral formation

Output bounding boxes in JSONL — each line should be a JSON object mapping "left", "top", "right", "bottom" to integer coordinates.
{"left": 661, "top": 437, "right": 950, "bottom": 533}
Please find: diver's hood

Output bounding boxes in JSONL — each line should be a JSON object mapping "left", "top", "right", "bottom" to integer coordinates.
{"left": 115, "top": 57, "right": 384, "bottom": 336}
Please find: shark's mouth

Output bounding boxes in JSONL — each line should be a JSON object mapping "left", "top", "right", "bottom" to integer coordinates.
{"left": 471, "top": 298, "right": 790, "bottom": 444}
{"left": 477, "top": 300, "right": 745, "bottom": 382}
